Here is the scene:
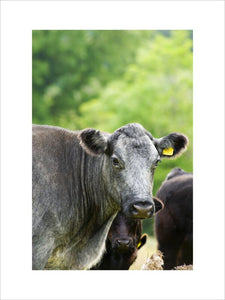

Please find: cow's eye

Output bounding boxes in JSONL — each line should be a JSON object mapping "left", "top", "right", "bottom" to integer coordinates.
{"left": 112, "top": 158, "right": 120, "bottom": 167}
{"left": 112, "top": 157, "right": 123, "bottom": 169}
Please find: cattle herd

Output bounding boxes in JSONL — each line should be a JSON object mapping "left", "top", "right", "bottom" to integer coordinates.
{"left": 32, "top": 123, "right": 192, "bottom": 270}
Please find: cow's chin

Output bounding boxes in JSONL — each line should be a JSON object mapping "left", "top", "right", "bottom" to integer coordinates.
{"left": 113, "top": 245, "right": 135, "bottom": 253}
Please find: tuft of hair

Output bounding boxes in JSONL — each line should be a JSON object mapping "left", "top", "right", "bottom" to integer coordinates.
{"left": 174, "top": 264, "right": 193, "bottom": 270}
{"left": 141, "top": 252, "right": 193, "bottom": 271}
{"left": 78, "top": 128, "right": 107, "bottom": 156}
{"left": 110, "top": 123, "right": 146, "bottom": 141}
{"left": 166, "top": 167, "right": 186, "bottom": 180}
{"left": 141, "top": 251, "right": 164, "bottom": 270}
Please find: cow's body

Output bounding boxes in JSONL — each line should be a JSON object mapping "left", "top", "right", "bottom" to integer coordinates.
{"left": 32, "top": 124, "right": 188, "bottom": 270}
{"left": 91, "top": 212, "right": 147, "bottom": 270}
{"left": 154, "top": 168, "right": 193, "bottom": 270}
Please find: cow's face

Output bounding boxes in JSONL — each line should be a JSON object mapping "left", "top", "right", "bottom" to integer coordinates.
{"left": 106, "top": 213, "right": 147, "bottom": 268}
{"left": 105, "top": 128, "right": 161, "bottom": 219}
{"left": 78, "top": 123, "right": 188, "bottom": 219}
{"left": 107, "top": 213, "right": 146, "bottom": 253}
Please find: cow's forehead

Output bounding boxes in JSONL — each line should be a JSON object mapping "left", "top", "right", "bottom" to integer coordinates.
{"left": 108, "top": 123, "right": 159, "bottom": 160}
{"left": 113, "top": 134, "right": 159, "bottom": 161}
{"left": 116, "top": 134, "right": 151, "bottom": 148}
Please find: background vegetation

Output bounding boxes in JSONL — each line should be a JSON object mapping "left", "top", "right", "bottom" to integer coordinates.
{"left": 32, "top": 30, "right": 193, "bottom": 235}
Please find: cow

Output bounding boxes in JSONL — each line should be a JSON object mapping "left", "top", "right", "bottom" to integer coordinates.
{"left": 154, "top": 168, "right": 193, "bottom": 270}
{"left": 90, "top": 212, "right": 147, "bottom": 270}
{"left": 32, "top": 123, "right": 188, "bottom": 270}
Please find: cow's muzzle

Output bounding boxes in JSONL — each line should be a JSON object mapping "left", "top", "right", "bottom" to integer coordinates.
{"left": 115, "top": 238, "right": 132, "bottom": 250}
{"left": 130, "top": 200, "right": 155, "bottom": 219}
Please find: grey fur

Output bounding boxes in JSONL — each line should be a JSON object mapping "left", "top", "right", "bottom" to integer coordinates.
{"left": 32, "top": 123, "right": 188, "bottom": 270}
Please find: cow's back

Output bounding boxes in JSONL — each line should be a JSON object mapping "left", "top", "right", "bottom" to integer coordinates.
{"left": 156, "top": 174, "right": 193, "bottom": 229}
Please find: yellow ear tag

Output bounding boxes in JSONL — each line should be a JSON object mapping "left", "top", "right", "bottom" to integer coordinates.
{"left": 137, "top": 241, "right": 142, "bottom": 249}
{"left": 162, "top": 147, "right": 174, "bottom": 156}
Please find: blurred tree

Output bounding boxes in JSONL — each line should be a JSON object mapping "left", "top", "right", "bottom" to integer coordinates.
{"left": 79, "top": 31, "right": 192, "bottom": 135}
{"left": 32, "top": 30, "right": 152, "bottom": 128}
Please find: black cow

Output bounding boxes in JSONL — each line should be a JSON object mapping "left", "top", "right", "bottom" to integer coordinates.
{"left": 32, "top": 123, "right": 188, "bottom": 270}
{"left": 154, "top": 168, "right": 193, "bottom": 270}
{"left": 91, "top": 212, "right": 147, "bottom": 270}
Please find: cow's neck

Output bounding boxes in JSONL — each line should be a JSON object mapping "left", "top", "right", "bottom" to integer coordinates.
{"left": 72, "top": 212, "right": 117, "bottom": 269}
{"left": 48, "top": 140, "right": 119, "bottom": 269}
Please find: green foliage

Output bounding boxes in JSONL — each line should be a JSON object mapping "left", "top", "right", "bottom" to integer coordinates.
{"left": 33, "top": 30, "right": 193, "bottom": 236}
{"left": 32, "top": 30, "right": 152, "bottom": 128}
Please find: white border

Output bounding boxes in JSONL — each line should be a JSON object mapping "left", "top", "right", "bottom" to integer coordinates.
{"left": 1, "top": 1, "right": 224, "bottom": 299}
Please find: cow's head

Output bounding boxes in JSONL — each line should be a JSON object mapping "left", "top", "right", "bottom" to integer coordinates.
{"left": 105, "top": 212, "right": 147, "bottom": 269}
{"left": 78, "top": 123, "right": 188, "bottom": 219}
{"left": 107, "top": 212, "right": 146, "bottom": 253}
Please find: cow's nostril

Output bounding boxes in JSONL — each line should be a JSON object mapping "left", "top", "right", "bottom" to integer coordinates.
{"left": 132, "top": 203, "right": 154, "bottom": 218}
{"left": 132, "top": 204, "right": 153, "bottom": 213}
{"left": 116, "top": 239, "right": 131, "bottom": 247}
{"left": 133, "top": 204, "right": 153, "bottom": 212}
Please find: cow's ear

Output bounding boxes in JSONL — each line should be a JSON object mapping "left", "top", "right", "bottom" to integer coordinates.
{"left": 154, "top": 133, "right": 188, "bottom": 159}
{"left": 78, "top": 128, "right": 108, "bottom": 156}
{"left": 153, "top": 197, "right": 164, "bottom": 214}
{"left": 137, "top": 234, "right": 147, "bottom": 250}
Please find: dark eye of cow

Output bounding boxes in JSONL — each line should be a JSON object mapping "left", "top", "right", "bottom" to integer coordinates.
{"left": 112, "top": 157, "right": 123, "bottom": 169}
{"left": 112, "top": 158, "right": 120, "bottom": 167}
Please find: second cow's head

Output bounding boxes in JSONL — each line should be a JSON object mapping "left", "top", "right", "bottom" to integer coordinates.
{"left": 78, "top": 123, "right": 188, "bottom": 219}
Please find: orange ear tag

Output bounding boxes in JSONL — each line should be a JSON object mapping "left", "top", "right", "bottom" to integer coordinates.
{"left": 162, "top": 147, "right": 174, "bottom": 156}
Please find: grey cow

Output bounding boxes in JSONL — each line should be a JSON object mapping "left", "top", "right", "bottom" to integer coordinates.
{"left": 32, "top": 123, "right": 188, "bottom": 270}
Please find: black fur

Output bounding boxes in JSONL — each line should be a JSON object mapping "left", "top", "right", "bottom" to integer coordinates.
{"left": 91, "top": 212, "right": 147, "bottom": 270}
{"left": 155, "top": 168, "right": 193, "bottom": 270}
